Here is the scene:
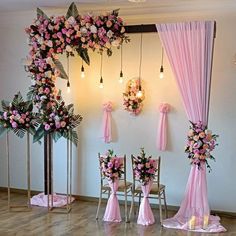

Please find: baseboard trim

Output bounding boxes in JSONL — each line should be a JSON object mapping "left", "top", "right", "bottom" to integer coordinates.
{"left": 0, "top": 187, "right": 235, "bottom": 218}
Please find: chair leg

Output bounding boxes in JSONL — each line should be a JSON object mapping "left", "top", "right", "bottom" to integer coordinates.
{"left": 96, "top": 189, "right": 102, "bottom": 220}
{"left": 129, "top": 187, "right": 134, "bottom": 221}
{"left": 125, "top": 190, "right": 129, "bottom": 223}
{"left": 163, "top": 189, "right": 168, "bottom": 218}
{"left": 158, "top": 194, "right": 163, "bottom": 225}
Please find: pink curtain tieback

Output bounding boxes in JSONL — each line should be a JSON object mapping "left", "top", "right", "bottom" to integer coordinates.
{"left": 157, "top": 103, "right": 170, "bottom": 151}
{"left": 102, "top": 101, "right": 113, "bottom": 143}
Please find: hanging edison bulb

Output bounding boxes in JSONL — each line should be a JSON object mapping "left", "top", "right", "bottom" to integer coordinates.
{"left": 136, "top": 86, "right": 143, "bottom": 98}
{"left": 99, "top": 54, "right": 104, "bottom": 89}
{"left": 81, "top": 60, "right": 85, "bottom": 79}
{"left": 67, "top": 80, "right": 71, "bottom": 93}
{"left": 118, "top": 45, "right": 124, "bottom": 83}
{"left": 159, "top": 47, "right": 164, "bottom": 79}
{"left": 99, "top": 76, "right": 104, "bottom": 89}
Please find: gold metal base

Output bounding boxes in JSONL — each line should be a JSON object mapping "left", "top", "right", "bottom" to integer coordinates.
{"left": 7, "top": 132, "right": 31, "bottom": 211}
{"left": 47, "top": 133, "right": 73, "bottom": 214}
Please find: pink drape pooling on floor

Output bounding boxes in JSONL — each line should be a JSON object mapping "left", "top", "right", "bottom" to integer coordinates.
{"left": 102, "top": 101, "right": 113, "bottom": 143}
{"left": 137, "top": 180, "right": 155, "bottom": 226}
{"left": 103, "top": 178, "right": 122, "bottom": 222}
{"left": 157, "top": 103, "right": 170, "bottom": 151}
{"left": 156, "top": 21, "right": 226, "bottom": 232}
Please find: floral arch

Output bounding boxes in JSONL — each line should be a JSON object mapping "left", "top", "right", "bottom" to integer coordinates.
{"left": 23, "top": 2, "right": 129, "bottom": 144}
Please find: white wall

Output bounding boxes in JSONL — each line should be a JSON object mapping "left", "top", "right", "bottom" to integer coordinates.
{"left": 0, "top": 7, "right": 235, "bottom": 213}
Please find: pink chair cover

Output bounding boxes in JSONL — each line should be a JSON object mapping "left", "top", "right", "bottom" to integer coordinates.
{"left": 156, "top": 21, "right": 226, "bottom": 232}
{"left": 157, "top": 103, "right": 170, "bottom": 151}
{"left": 137, "top": 180, "right": 155, "bottom": 226}
{"left": 103, "top": 178, "right": 122, "bottom": 222}
{"left": 102, "top": 101, "right": 113, "bottom": 143}
{"left": 31, "top": 192, "right": 74, "bottom": 207}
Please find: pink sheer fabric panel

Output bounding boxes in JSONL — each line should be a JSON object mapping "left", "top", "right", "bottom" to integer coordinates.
{"left": 137, "top": 180, "right": 155, "bottom": 226}
{"left": 157, "top": 103, "right": 170, "bottom": 151}
{"left": 102, "top": 101, "right": 112, "bottom": 143}
{"left": 156, "top": 21, "right": 226, "bottom": 232}
{"left": 103, "top": 178, "right": 121, "bottom": 222}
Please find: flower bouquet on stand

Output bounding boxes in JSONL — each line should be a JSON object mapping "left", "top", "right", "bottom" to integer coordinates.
{"left": 133, "top": 148, "right": 157, "bottom": 226}
{"left": 100, "top": 149, "right": 124, "bottom": 222}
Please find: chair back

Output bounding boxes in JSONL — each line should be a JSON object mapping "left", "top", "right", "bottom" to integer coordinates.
{"left": 131, "top": 155, "right": 161, "bottom": 189}
{"left": 98, "top": 153, "right": 127, "bottom": 185}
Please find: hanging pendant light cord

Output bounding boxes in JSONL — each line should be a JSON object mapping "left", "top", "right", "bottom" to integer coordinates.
{"left": 161, "top": 47, "right": 164, "bottom": 66}
{"left": 121, "top": 45, "right": 123, "bottom": 71}
{"left": 139, "top": 33, "right": 143, "bottom": 79}
{"left": 100, "top": 53, "right": 103, "bottom": 77}
{"left": 67, "top": 56, "right": 70, "bottom": 80}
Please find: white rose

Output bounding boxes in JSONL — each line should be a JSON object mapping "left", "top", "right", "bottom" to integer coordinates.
{"left": 37, "top": 37, "right": 44, "bottom": 45}
{"left": 111, "top": 39, "right": 121, "bottom": 47}
{"left": 67, "top": 16, "right": 76, "bottom": 25}
{"left": 66, "top": 45, "right": 73, "bottom": 52}
{"left": 46, "top": 57, "right": 53, "bottom": 65}
{"left": 80, "top": 27, "right": 87, "bottom": 34}
{"left": 107, "top": 30, "right": 114, "bottom": 38}
{"left": 47, "top": 40, "right": 53, "bottom": 48}
{"left": 45, "top": 71, "right": 52, "bottom": 78}
{"left": 90, "top": 25, "right": 97, "bottom": 33}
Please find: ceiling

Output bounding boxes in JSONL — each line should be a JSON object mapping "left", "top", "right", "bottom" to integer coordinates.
{"left": 0, "top": 0, "right": 235, "bottom": 15}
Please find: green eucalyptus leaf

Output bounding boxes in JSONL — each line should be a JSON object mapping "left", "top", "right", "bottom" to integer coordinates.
{"left": 66, "top": 2, "right": 79, "bottom": 19}
{"left": 53, "top": 59, "right": 69, "bottom": 80}
{"left": 37, "top": 8, "right": 49, "bottom": 20}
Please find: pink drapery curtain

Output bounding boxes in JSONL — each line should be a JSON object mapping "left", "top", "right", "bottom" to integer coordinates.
{"left": 137, "top": 180, "right": 155, "bottom": 226}
{"left": 156, "top": 21, "right": 226, "bottom": 232}
{"left": 157, "top": 103, "right": 170, "bottom": 151}
{"left": 103, "top": 178, "right": 122, "bottom": 222}
{"left": 102, "top": 101, "right": 112, "bottom": 143}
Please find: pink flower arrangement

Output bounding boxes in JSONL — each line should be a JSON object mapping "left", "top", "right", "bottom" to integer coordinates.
{"left": 0, "top": 92, "right": 37, "bottom": 138}
{"left": 100, "top": 149, "right": 124, "bottom": 182}
{"left": 185, "top": 121, "right": 218, "bottom": 171}
{"left": 123, "top": 79, "right": 145, "bottom": 115}
{"left": 133, "top": 148, "right": 157, "bottom": 185}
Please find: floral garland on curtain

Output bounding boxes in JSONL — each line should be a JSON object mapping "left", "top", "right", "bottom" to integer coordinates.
{"left": 23, "top": 2, "right": 129, "bottom": 144}
{"left": 185, "top": 121, "right": 218, "bottom": 171}
{"left": 123, "top": 78, "right": 144, "bottom": 115}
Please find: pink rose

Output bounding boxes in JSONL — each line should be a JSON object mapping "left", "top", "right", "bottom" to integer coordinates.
{"left": 60, "top": 121, "right": 66, "bottom": 128}
{"left": 11, "top": 121, "right": 18, "bottom": 128}
{"left": 44, "top": 124, "right": 50, "bottom": 131}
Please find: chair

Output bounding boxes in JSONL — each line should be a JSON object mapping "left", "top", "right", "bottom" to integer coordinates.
{"left": 95, "top": 153, "right": 133, "bottom": 222}
{"left": 129, "top": 155, "right": 167, "bottom": 225}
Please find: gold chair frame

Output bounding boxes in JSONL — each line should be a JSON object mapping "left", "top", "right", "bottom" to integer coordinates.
{"left": 129, "top": 155, "right": 168, "bottom": 225}
{"left": 96, "top": 153, "right": 133, "bottom": 222}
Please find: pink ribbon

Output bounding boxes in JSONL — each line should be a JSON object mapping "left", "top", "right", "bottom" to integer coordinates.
{"left": 102, "top": 101, "right": 113, "bottom": 143}
{"left": 157, "top": 103, "right": 170, "bottom": 151}
{"left": 103, "top": 178, "right": 122, "bottom": 222}
{"left": 137, "top": 180, "right": 155, "bottom": 226}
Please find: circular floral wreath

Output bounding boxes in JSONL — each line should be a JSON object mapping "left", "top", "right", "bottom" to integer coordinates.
{"left": 123, "top": 78, "right": 145, "bottom": 115}
{"left": 23, "top": 3, "right": 129, "bottom": 144}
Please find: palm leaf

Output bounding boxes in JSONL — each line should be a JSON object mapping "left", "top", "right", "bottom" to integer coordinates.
{"left": 25, "top": 101, "right": 33, "bottom": 111}
{"left": 13, "top": 128, "right": 26, "bottom": 138}
{"left": 37, "top": 8, "right": 49, "bottom": 20}
{"left": 63, "top": 130, "right": 78, "bottom": 146}
{"left": 27, "top": 87, "right": 35, "bottom": 100}
{"left": 53, "top": 59, "right": 69, "bottom": 80}
{"left": 12, "top": 92, "right": 24, "bottom": 107}
{"left": 66, "top": 2, "right": 79, "bottom": 19}
{"left": 76, "top": 48, "right": 90, "bottom": 65}
{"left": 70, "top": 114, "right": 82, "bottom": 129}
{"left": 1, "top": 100, "right": 10, "bottom": 111}
{"left": 67, "top": 104, "right": 74, "bottom": 113}
{"left": 52, "top": 131, "right": 63, "bottom": 143}
{"left": 33, "top": 125, "right": 45, "bottom": 143}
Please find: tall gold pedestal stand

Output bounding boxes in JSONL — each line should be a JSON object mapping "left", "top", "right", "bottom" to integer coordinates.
{"left": 47, "top": 133, "right": 72, "bottom": 213}
{"left": 7, "top": 131, "right": 31, "bottom": 211}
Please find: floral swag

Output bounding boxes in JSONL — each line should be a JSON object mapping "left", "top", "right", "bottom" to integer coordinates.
{"left": 0, "top": 2, "right": 129, "bottom": 145}
{"left": 123, "top": 78, "right": 144, "bottom": 116}
{"left": 185, "top": 121, "right": 218, "bottom": 171}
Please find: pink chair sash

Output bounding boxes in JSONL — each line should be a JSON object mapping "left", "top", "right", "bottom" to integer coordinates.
{"left": 157, "top": 103, "right": 170, "bottom": 151}
{"left": 102, "top": 101, "right": 112, "bottom": 143}
{"left": 137, "top": 180, "right": 155, "bottom": 226}
{"left": 103, "top": 178, "right": 121, "bottom": 222}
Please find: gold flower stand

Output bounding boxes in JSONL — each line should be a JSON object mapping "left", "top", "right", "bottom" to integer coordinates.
{"left": 46, "top": 133, "right": 73, "bottom": 214}
{"left": 6, "top": 131, "right": 31, "bottom": 211}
